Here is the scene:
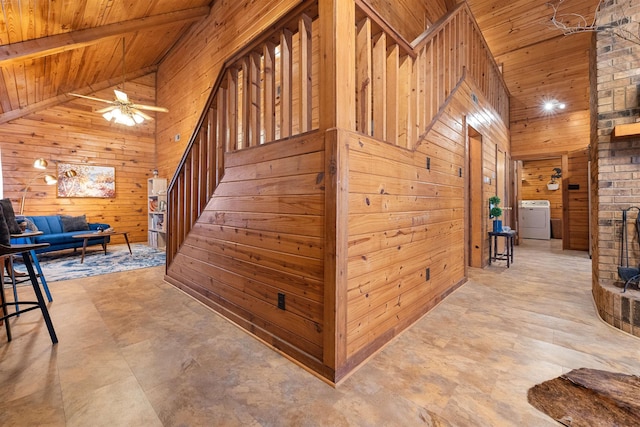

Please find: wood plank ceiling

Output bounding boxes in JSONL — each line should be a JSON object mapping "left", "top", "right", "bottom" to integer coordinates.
{"left": 0, "top": 0, "right": 212, "bottom": 124}
{"left": 465, "top": 0, "right": 596, "bottom": 58}
{"left": 0, "top": 0, "right": 597, "bottom": 126}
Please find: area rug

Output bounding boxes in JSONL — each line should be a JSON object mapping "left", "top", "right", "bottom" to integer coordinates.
{"left": 12, "top": 244, "right": 166, "bottom": 283}
{"left": 528, "top": 368, "right": 640, "bottom": 426}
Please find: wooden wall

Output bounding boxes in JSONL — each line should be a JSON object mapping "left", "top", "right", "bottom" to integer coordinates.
{"left": 344, "top": 78, "right": 509, "bottom": 369}
{"left": 165, "top": 131, "right": 330, "bottom": 377}
{"left": 521, "top": 158, "right": 563, "bottom": 220}
{"left": 502, "top": 33, "right": 591, "bottom": 159}
{"left": 361, "top": 0, "right": 443, "bottom": 39}
{"left": 0, "top": 75, "right": 158, "bottom": 244}
{"left": 165, "top": 75, "right": 510, "bottom": 383}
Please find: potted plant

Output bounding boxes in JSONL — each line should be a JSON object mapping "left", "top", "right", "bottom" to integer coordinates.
{"left": 489, "top": 195, "right": 503, "bottom": 232}
{"left": 547, "top": 167, "right": 562, "bottom": 190}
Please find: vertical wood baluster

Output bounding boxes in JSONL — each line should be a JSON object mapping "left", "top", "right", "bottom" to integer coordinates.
{"left": 227, "top": 69, "right": 238, "bottom": 151}
{"left": 263, "top": 42, "right": 276, "bottom": 143}
{"left": 280, "top": 29, "right": 293, "bottom": 138}
{"left": 386, "top": 44, "right": 398, "bottom": 145}
{"left": 216, "top": 87, "right": 227, "bottom": 187}
{"left": 299, "top": 14, "right": 313, "bottom": 133}
{"left": 249, "top": 52, "right": 261, "bottom": 147}
{"left": 356, "top": 17, "right": 372, "bottom": 135}
{"left": 372, "top": 32, "right": 386, "bottom": 141}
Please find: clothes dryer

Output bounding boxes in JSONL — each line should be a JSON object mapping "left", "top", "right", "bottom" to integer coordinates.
{"left": 519, "top": 200, "right": 551, "bottom": 240}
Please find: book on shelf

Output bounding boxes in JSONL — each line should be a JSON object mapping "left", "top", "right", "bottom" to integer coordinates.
{"left": 149, "top": 231, "right": 157, "bottom": 247}
{"left": 151, "top": 213, "right": 165, "bottom": 231}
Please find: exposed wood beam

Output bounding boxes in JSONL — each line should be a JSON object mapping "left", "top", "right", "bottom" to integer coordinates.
{"left": 0, "top": 66, "right": 157, "bottom": 125}
{"left": 0, "top": 7, "right": 210, "bottom": 65}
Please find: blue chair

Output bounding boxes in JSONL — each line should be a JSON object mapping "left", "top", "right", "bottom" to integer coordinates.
{"left": 9, "top": 230, "right": 52, "bottom": 303}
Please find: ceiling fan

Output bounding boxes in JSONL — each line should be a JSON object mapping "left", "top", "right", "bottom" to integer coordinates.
{"left": 69, "top": 38, "right": 168, "bottom": 126}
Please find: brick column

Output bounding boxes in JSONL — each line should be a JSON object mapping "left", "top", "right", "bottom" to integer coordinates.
{"left": 593, "top": 0, "right": 640, "bottom": 336}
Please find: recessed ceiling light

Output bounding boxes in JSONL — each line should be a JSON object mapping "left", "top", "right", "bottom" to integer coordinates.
{"left": 542, "top": 99, "right": 566, "bottom": 113}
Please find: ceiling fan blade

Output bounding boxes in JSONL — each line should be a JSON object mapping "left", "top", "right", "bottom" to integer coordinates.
{"left": 94, "top": 105, "right": 117, "bottom": 114}
{"left": 131, "top": 108, "right": 154, "bottom": 121}
{"left": 114, "top": 89, "right": 129, "bottom": 103}
{"left": 68, "top": 93, "right": 114, "bottom": 104}
{"left": 131, "top": 103, "right": 169, "bottom": 113}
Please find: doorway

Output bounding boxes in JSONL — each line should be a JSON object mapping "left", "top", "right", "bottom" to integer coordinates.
{"left": 518, "top": 157, "right": 562, "bottom": 245}
{"left": 468, "top": 128, "right": 483, "bottom": 268}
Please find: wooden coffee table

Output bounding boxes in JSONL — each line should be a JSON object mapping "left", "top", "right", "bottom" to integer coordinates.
{"left": 72, "top": 231, "right": 132, "bottom": 263}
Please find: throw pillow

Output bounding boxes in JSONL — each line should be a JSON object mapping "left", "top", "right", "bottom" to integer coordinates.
{"left": 0, "top": 198, "right": 22, "bottom": 234}
{"left": 0, "top": 205, "right": 11, "bottom": 245}
{"left": 60, "top": 214, "right": 90, "bottom": 232}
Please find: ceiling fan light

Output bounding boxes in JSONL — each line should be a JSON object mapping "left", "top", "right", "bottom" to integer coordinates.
{"left": 115, "top": 113, "right": 135, "bottom": 126}
{"left": 33, "top": 158, "right": 48, "bottom": 169}
{"left": 133, "top": 113, "right": 144, "bottom": 124}
{"left": 103, "top": 111, "right": 113, "bottom": 121}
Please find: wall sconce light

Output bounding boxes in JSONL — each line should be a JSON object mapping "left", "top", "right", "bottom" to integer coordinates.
{"left": 19, "top": 158, "right": 77, "bottom": 215}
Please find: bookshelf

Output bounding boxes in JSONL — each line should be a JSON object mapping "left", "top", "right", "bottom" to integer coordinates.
{"left": 148, "top": 177, "right": 167, "bottom": 249}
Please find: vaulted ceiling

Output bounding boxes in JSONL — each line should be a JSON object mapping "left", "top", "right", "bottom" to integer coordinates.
{"left": 466, "top": 0, "right": 596, "bottom": 58}
{"left": 0, "top": 0, "right": 597, "bottom": 126}
{"left": 0, "top": 0, "right": 212, "bottom": 124}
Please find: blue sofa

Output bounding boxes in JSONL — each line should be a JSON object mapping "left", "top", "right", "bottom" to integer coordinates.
{"left": 15, "top": 215, "right": 111, "bottom": 254}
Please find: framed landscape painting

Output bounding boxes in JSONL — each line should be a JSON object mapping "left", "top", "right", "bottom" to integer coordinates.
{"left": 58, "top": 163, "right": 115, "bottom": 198}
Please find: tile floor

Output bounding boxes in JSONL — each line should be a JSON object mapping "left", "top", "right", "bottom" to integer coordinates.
{"left": 1, "top": 239, "right": 639, "bottom": 426}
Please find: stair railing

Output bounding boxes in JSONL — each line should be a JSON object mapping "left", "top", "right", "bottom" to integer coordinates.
{"left": 166, "top": 0, "right": 319, "bottom": 265}
{"left": 354, "top": 1, "right": 509, "bottom": 150}
{"left": 167, "top": 0, "right": 509, "bottom": 265}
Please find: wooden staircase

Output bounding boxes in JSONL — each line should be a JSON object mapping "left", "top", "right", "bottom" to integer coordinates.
{"left": 164, "top": 0, "right": 509, "bottom": 383}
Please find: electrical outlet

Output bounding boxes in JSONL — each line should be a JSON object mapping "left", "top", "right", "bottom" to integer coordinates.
{"left": 277, "top": 293, "right": 286, "bottom": 310}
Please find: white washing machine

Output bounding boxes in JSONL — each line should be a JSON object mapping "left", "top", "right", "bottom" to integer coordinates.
{"left": 519, "top": 200, "right": 551, "bottom": 240}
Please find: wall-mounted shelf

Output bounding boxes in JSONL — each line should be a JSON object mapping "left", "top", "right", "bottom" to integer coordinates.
{"left": 612, "top": 122, "right": 640, "bottom": 138}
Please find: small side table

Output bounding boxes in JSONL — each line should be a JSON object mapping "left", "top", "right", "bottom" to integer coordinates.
{"left": 488, "top": 230, "right": 516, "bottom": 268}
{"left": 72, "top": 231, "right": 132, "bottom": 263}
